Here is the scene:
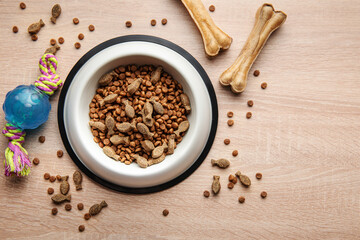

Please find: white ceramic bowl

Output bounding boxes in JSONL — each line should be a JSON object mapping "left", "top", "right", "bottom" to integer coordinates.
{"left": 58, "top": 35, "right": 218, "bottom": 193}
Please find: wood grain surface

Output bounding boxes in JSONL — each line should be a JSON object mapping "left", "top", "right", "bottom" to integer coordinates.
{"left": 0, "top": 0, "right": 360, "bottom": 239}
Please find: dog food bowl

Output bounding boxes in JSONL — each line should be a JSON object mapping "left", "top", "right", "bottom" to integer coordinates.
{"left": 58, "top": 35, "right": 218, "bottom": 193}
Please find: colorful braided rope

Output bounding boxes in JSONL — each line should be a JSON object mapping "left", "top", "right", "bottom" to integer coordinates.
{"left": 2, "top": 123, "right": 30, "bottom": 176}
{"left": 34, "top": 53, "right": 62, "bottom": 95}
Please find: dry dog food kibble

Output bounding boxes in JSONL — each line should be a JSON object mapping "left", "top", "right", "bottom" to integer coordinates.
{"left": 20, "top": 2, "right": 26, "bottom": 9}
{"left": 232, "top": 150, "right": 238, "bottom": 157}
{"left": 227, "top": 182, "right": 234, "bottom": 189}
{"left": 88, "top": 24, "right": 95, "bottom": 31}
{"left": 246, "top": 112, "right": 252, "bottom": 119}
{"left": 78, "top": 225, "right": 85, "bottom": 232}
{"left": 227, "top": 119, "right": 234, "bottom": 126}
{"left": 84, "top": 213, "right": 91, "bottom": 220}
{"left": 78, "top": 33, "right": 84, "bottom": 40}
{"left": 151, "top": 19, "right": 156, "bottom": 26}
{"left": 224, "top": 138, "right": 230, "bottom": 145}
{"left": 253, "top": 70, "right": 260, "bottom": 77}
{"left": 39, "top": 136, "right": 45, "bottom": 143}
{"left": 74, "top": 42, "right": 81, "bottom": 49}
{"left": 65, "top": 203, "right": 72, "bottom": 211}
{"left": 49, "top": 176, "right": 56, "bottom": 182}
{"left": 51, "top": 207, "right": 58, "bottom": 215}
{"left": 261, "top": 191, "right": 267, "bottom": 198}
{"left": 57, "top": 150, "right": 63, "bottom": 158}
{"left": 12, "top": 26, "right": 18, "bottom": 33}
{"left": 31, "top": 35, "right": 38, "bottom": 41}
{"left": 238, "top": 196, "right": 245, "bottom": 203}
{"left": 203, "top": 190, "right": 210, "bottom": 198}
{"left": 261, "top": 82, "right": 267, "bottom": 89}
{"left": 162, "top": 209, "right": 169, "bottom": 216}
{"left": 256, "top": 173, "right": 262, "bottom": 179}
{"left": 77, "top": 203, "right": 84, "bottom": 210}
{"left": 161, "top": 18, "right": 167, "bottom": 25}
{"left": 228, "top": 174, "right": 237, "bottom": 184}
{"left": 50, "top": 39, "right": 56, "bottom": 46}
{"left": 73, "top": 18, "right": 79, "bottom": 25}
{"left": 227, "top": 111, "right": 233, "bottom": 118}
{"left": 209, "top": 5, "right": 215, "bottom": 12}
{"left": 47, "top": 187, "right": 54, "bottom": 195}
{"left": 247, "top": 100, "right": 253, "bottom": 107}
{"left": 89, "top": 64, "right": 190, "bottom": 167}
{"left": 58, "top": 37, "right": 64, "bottom": 44}
{"left": 44, "top": 173, "right": 50, "bottom": 180}
{"left": 33, "top": 157, "right": 40, "bottom": 165}
{"left": 125, "top": 21, "right": 132, "bottom": 28}
{"left": 56, "top": 175, "right": 61, "bottom": 181}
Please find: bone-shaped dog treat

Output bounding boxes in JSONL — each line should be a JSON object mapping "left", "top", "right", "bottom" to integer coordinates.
{"left": 181, "top": 0, "right": 232, "bottom": 57}
{"left": 219, "top": 4, "right": 287, "bottom": 93}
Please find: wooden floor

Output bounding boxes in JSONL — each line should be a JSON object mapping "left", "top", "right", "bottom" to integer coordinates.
{"left": 0, "top": 0, "right": 359, "bottom": 239}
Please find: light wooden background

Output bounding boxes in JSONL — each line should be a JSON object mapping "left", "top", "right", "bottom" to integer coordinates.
{"left": 0, "top": 0, "right": 359, "bottom": 239}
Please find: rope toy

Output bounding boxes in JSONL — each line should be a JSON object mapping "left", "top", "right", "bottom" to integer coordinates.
{"left": 2, "top": 53, "right": 62, "bottom": 176}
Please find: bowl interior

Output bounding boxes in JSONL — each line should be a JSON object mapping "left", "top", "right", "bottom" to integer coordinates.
{"left": 62, "top": 40, "right": 214, "bottom": 188}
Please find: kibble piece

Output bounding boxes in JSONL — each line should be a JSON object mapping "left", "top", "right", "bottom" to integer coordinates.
{"left": 261, "top": 82, "right": 267, "bottom": 89}
{"left": 39, "top": 136, "right": 45, "bottom": 143}
{"left": 227, "top": 111, "right": 233, "bottom": 118}
{"left": 31, "top": 35, "right": 38, "bottom": 41}
{"left": 65, "top": 203, "right": 72, "bottom": 211}
{"left": 253, "top": 70, "right": 260, "bottom": 77}
{"left": 50, "top": 39, "right": 56, "bottom": 46}
{"left": 73, "top": 18, "right": 79, "bottom": 25}
{"left": 56, "top": 175, "right": 61, "bottom": 181}
{"left": 228, "top": 174, "right": 237, "bottom": 184}
{"left": 227, "top": 182, "right": 234, "bottom": 189}
{"left": 57, "top": 150, "right": 63, "bottom": 158}
{"left": 47, "top": 187, "right": 54, "bottom": 195}
{"left": 125, "top": 21, "right": 132, "bottom": 28}
{"left": 224, "top": 139, "right": 230, "bottom": 145}
{"left": 12, "top": 26, "right": 18, "bottom": 33}
{"left": 209, "top": 5, "right": 215, "bottom": 12}
{"left": 161, "top": 18, "right": 167, "bottom": 25}
{"left": 84, "top": 213, "right": 91, "bottom": 220}
{"left": 74, "top": 42, "right": 81, "bottom": 49}
{"left": 78, "top": 33, "right": 84, "bottom": 40}
{"left": 77, "top": 203, "right": 84, "bottom": 210}
{"left": 49, "top": 176, "right": 56, "bottom": 182}
{"left": 227, "top": 119, "right": 234, "bottom": 126}
{"left": 246, "top": 112, "right": 252, "bottom": 119}
{"left": 247, "top": 100, "right": 253, "bottom": 107}
{"left": 232, "top": 150, "right": 238, "bottom": 157}
{"left": 58, "top": 37, "right": 64, "bottom": 44}
{"left": 32, "top": 157, "right": 40, "bottom": 165}
{"left": 203, "top": 190, "right": 210, "bottom": 198}
{"left": 51, "top": 208, "right": 58, "bottom": 215}
{"left": 88, "top": 24, "right": 95, "bottom": 31}
{"left": 151, "top": 19, "right": 156, "bottom": 26}
{"left": 256, "top": 173, "right": 262, "bottom": 179}
{"left": 261, "top": 191, "right": 267, "bottom": 198}
{"left": 44, "top": 173, "right": 50, "bottom": 180}
{"left": 20, "top": 2, "right": 26, "bottom": 9}
{"left": 162, "top": 209, "right": 169, "bottom": 216}
{"left": 78, "top": 225, "right": 85, "bottom": 232}
{"left": 238, "top": 196, "right": 245, "bottom": 203}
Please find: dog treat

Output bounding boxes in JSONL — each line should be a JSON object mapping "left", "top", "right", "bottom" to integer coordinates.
{"left": 148, "top": 153, "right": 166, "bottom": 166}
{"left": 238, "top": 196, "right": 245, "bottom": 203}
{"left": 261, "top": 191, "right": 267, "bottom": 198}
{"left": 65, "top": 203, "right": 72, "bottom": 211}
{"left": 84, "top": 213, "right": 91, "bottom": 220}
{"left": 246, "top": 112, "right": 252, "bottom": 119}
{"left": 141, "top": 140, "right": 155, "bottom": 152}
{"left": 227, "top": 119, "right": 234, "bottom": 126}
{"left": 133, "top": 154, "right": 148, "bottom": 168}
{"left": 116, "top": 121, "right": 136, "bottom": 133}
{"left": 161, "top": 18, "right": 167, "bottom": 25}
{"left": 89, "top": 121, "right": 106, "bottom": 132}
{"left": 73, "top": 170, "right": 83, "bottom": 190}
{"left": 151, "top": 19, "right": 156, "bottom": 26}
{"left": 150, "top": 66, "right": 162, "bottom": 84}
{"left": 89, "top": 200, "right": 108, "bottom": 216}
{"left": 60, "top": 179, "right": 70, "bottom": 195}
{"left": 57, "top": 150, "right": 63, "bottom": 158}
{"left": 261, "top": 82, "right": 267, "bottom": 89}
{"left": 235, "top": 171, "right": 251, "bottom": 187}
{"left": 105, "top": 116, "right": 116, "bottom": 135}
{"left": 125, "top": 21, "right": 132, "bottom": 28}
{"left": 150, "top": 97, "right": 164, "bottom": 114}
{"left": 103, "top": 146, "right": 120, "bottom": 161}
{"left": 74, "top": 42, "right": 81, "bottom": 49}
{"left": 100, "top": 93, "right": 118, "bottom": 107}
{"left": 12, "top": 26, "right": 18, "bottom": 33}
{"left": 212, "top": 175, "right": 221, "bottom": 194}
{"left": 78, "top": 33, "right": 84, "bottom": 40}
{"left": 77, "top": 203, "right": 84, "bottom": 210}
{"left": 256, "top": 173, "right": 262, "bottom": 179}
{"left": 51, "top": 208, "right": 58, "bottom": 215}
{"left": 232, "top": 150, "right": 238, "bottom": 156}
{"left": 137, "top": 122, "right": 154, "bottom": 139}
{"left": 253, "top": 70, "right": 260, "bottom": 77}
{"left": 162, "top": 209, "right": 169, "bottom": 216}
{"left": 152, "top": 142, "right": 168, "bottom": 158}
{"left": 98, "top": 72, "right": 115, "bottom": 86}
{"left": 203, "top": 190, "right": 210, "bottom": 198}
{"left": 224, "top": 139, "right": 230, "bottom": 145}
{"left": 228, "top": 174, "right": 237, "bottom": 184}
{"left": 39, "top": 136, "right": 45, "bottom": 143}
{"left": 61, "top": 175, "right": 69, "bottom": 181}
{"left": 247, "top": 100, "right": 253, "bottom": 107}
{"left": 211, "top": 158, "right": 230, "bottom": 168}
{"left": 33, "top": 157, "right": 39, "bottom": 165}
{"left": 50, "top": 4, "right": 61, "bottom": 24}
{"left": 180, "top": 94, "right": 191, "bottom": 114}
{"left": 47, "top": 187, "right": 54, "bottom": 195}
{"left": 45, "top": 44, "right": 60, "bottom": 55}
{"left": 127, "top": 78, "right": 142, "bottom": 95}
{"left": 143, "top": 102, "right": 153, "bottom": 123}
{"left": 78, "top": 225, "right": 85, "bottom": 232}
{"left": 20, "top": 2, "right": 26, "bottom": 9}
{"left": 181, "top": 0, "right": 232, "bottom": 57}
{"left": 89, "top": 24, "right": 95, "bottom": 31}
{"left": 51, "top": 193, "right": 71, "bottom": 204}
{"left": 167, "top": 134, "right": 175, "bottom": 155}
{"left": 73, "top": 18, "right": 79, "bottom": 25}
{"left": 110, "top": 135, "right": 129, "bottom": 146}
{"left": 28, "top": 19, "right": 45, "bottom": 35}
{"left": 174, "top": 120, "right": 189, "bottom": 137}
{"left": 123, "top": 100, "right": 135, "bottom": 118}
{"left": 209, "top": 5, "right": 215, "bottom": 12}
{"left": 219, "top": 4, "right": 286, "bottom": 93}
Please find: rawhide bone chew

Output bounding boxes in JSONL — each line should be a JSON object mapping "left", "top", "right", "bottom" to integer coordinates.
{"left": 219, "top": 4, "right": 287, "bottom": 93}
{"left": 181, "top": 0, "right": 232, "bottom": 57}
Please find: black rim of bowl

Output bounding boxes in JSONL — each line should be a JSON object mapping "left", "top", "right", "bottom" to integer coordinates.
{"left": 57, "top": 35, "right": 218, "bottom": 194}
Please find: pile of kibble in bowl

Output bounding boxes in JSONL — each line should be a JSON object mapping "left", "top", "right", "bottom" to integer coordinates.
{"left": 88, "top": 64, "right": 191, "bottom": 168}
